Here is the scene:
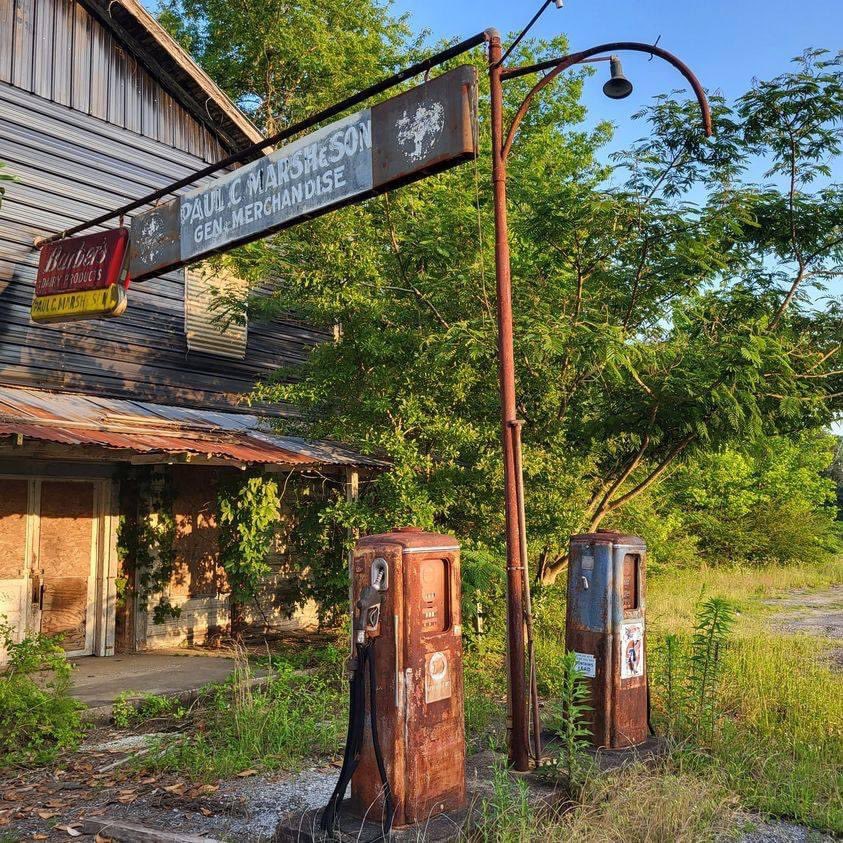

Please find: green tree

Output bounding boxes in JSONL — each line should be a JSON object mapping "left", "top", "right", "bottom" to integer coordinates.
{"left": 656, "top": 432, "right": 839, "bottom": 565}
{"left": 157, "top": 0, "right": 420, "bottom": 134}
{"left": 217, "top": 474, "right": 281, "bottom": 630}
{"left": 159, "top": 0, "right": 841, "bottom": 607}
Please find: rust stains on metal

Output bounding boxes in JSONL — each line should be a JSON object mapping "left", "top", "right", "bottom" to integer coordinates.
{"left": 350, "top": 529, "right": 466, "bottom": 827}
{"left": 0, "top": 385, "right": 384, "bottom": 468}
{"left": 129, "top": 65, "right": 478, "bottom": 281}
{"left": 565, "top": 531, "right": 648, "bottom": 749}
{"left": 371, "top": 65, "right": 477, "bottom": 189}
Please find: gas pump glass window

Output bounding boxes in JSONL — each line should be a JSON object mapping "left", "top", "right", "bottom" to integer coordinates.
{"left": 420, "top": 557, "right": 450, "bottom": 633}
{"left": 622, "top": 553, "right": 640, "bottom": 610}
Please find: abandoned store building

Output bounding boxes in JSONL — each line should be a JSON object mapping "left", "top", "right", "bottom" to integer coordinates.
{"left": 0, "top": 0, "right": 377, "bottom": 660}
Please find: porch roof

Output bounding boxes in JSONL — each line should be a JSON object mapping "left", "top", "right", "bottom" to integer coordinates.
{"left": 0, "top": 386, "right": 385, "bottom": 470}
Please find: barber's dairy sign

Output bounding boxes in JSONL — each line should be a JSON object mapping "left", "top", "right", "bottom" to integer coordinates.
{"left": 130, "top": 66, "right": 477, "bottom": 280}
{"left": 31, "top": 228, "right": 130, "bottom": 323}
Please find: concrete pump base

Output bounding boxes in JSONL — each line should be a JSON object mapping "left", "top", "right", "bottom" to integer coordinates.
{"left": 274, "top": 800, "right": 471, "bottom": 842}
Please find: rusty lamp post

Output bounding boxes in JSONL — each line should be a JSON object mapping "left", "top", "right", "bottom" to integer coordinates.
{"left": 487, "top": 21, "right": 713, "bottom": 770}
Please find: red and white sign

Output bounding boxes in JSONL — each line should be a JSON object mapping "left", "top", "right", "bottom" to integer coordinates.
{"left": 32, "top": 229, "right": 130, "bottom": 323}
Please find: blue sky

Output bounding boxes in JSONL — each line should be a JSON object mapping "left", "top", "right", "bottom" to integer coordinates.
{"left": 392, "top": 0, "right": 842, "bottom": 157}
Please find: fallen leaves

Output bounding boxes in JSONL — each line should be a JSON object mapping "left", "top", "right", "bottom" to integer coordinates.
{"left": 187, "top": 783, "right": 219, "bottom": 798}
{"left": 236, "top": 769, "right": 258, "bottom": 778}
{"left": 55, "top": 823, "right": 83, "bottom": 837}
{"left": 163, "top": 782, "right": 186, "bottom": 795}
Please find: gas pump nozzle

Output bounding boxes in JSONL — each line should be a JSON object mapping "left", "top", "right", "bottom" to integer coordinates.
{"left": 355, "top": 585, "right": 383, "bottom": 643}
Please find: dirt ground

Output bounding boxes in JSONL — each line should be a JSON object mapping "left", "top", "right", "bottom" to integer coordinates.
{"left": 0, "top": 724, "right": 339, "bottom": 840}
{"left": 0, "top": 734, "right": 508, "bottom": 841}
{"left": 766, "top": 584, "right": 843, "bottom": 669}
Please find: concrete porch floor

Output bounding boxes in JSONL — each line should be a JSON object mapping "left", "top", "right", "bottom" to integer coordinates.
{"left": 69, "top": 652, "right": 258, "bottom": 718}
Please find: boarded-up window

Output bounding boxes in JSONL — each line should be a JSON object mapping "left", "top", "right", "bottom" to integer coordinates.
{"left": 39, "top": 481, "right": 95, "bottom": 653}
{"left": 184, "top": 263, "right": 248, "bottom": 359}
{"left": 0, "top": 479, "right": 28, "bottom": 579}
{"left": 171, "top": 466, "right": 220, "bottom": 599}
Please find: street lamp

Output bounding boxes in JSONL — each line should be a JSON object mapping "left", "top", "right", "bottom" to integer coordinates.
{"left": 603, "top": 56, "right": 633, "bottom": 99}
{"left": 487, "top": 21, "right": 712, "bottom": 771}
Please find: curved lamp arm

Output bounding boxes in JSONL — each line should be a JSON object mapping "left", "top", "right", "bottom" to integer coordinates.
{"left": 502, "top": 41, "right": 713, "bottom": 161}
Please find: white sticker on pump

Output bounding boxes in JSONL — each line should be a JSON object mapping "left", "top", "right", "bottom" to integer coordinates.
{"left": 574, "top": 652, "right": 597, "bottom": 678}
{"left": 620, "top": 621, "right": 645, "bottom": 679}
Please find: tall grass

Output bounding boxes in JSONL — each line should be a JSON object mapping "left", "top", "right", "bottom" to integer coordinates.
{"left": 646, "top": 558, "right": 842, "bottom": 634}
{"left": 467, "top": 761, "right": 736, "bottom": 842}
{"left": 141, "top": 643, "right": 345, "bottom": 780}
{"left": 466, "top": 558, "right": 843, "bottom": 834}
{"left": 689, "top": 634, "right": 842, "bottom": 831}
{"left": 647, "top": 558, "right": 843, "bottom": 832}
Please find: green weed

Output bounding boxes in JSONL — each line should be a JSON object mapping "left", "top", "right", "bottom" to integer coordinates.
{"left": 112, "top": 691, "right": 189, "bottom": 729}
{"left": 465, "top": 560, "right": 842, "bottom": 834}
{"left": 140, "top": 647, "right": 344, "bottom": 780}
{"left": 464, "top": 657, "right": 506, "bottom": 751}
{"left": 470, "top": 763, "right": 536, "bottom": 842}
{"left": 0, "top": 626, "right": 84, "bottom": 768}
{"left": 467, "top": 761, "right": 735, "bottom": 842}
{"left": 541, "top": 651, "right": 593, "bottom": 791}
{"left": 647, "top": 567, "right": 843, "bottom": 833}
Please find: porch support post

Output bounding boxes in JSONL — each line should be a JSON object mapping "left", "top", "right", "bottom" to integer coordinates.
{"left": 345, "top": 466, "right": 360, "bottom": 649}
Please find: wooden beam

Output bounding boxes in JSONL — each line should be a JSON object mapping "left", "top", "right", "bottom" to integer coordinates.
{"left": 81, "top": 817, "right": 223, "bottom": 842}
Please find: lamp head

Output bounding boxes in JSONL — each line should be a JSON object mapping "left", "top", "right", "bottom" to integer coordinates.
{"left": 603, "top": 55, "right": 633, "bottom": 100}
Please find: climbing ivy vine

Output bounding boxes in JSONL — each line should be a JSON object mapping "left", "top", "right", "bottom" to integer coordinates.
{"left": 116, "top": 468, "right": 181, "bottom": 625}
{"left": 217, "top": 473, "right": 281, "bottom": 607}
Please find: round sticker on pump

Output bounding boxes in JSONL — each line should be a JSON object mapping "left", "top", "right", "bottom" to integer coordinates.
{"left": 425, "top": 651, "right": 452, "bottom": 704}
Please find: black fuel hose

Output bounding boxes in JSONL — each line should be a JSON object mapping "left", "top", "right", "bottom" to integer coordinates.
{"left": 320, "top": 644, "right": 367, "bottom": 834}
{"left": 320, "top": 641, "right": 395, "bottom": 840}
{"left": 368, "top": 645, "right": 395, "bottom": 835}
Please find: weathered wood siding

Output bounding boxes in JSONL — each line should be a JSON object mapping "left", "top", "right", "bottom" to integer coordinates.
{"left": 0, "top": 0, "right": 224, "bottom": 161}
{"left": 0, "top": 0, "right": 329, "bottom": 412}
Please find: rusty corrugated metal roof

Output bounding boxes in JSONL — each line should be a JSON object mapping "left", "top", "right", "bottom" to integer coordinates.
{"left": 0, "top": 386, "right": 384, "bottom": 468}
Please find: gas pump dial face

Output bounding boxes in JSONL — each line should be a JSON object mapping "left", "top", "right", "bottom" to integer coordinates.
{"left": 425, "top": 650, "right": 451, "bottom": 704}
{"left": 429, "top": 652, "right": 447, "bottom": 680}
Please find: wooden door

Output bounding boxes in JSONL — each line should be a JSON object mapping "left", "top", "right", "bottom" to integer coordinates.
{"left": 38, "top": 481, "right": 97, "bottom": 655}
{"left": 0, "top": 479, "right": 30, "bottom": 654}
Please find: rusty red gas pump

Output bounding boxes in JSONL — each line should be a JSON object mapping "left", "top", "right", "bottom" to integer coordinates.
{"left": 565, "top": 530, "right": 648, "bottom": 749}
{"left": 322, "top": 528, "right": 466, "bottom": 834}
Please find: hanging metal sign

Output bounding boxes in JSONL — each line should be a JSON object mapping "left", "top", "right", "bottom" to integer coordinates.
{"left": 31, "top": 228, "right": 130, "bottom": 323}
{"left": 129, "top": 65, "right": 478, "bottom": 280}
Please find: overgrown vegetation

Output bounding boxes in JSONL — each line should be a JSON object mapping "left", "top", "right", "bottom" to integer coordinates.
{"left": 127, "top": 4, "right": 842, "bottom": 836}
{"left": 136, "top": 645, "right": 345, "bottom": 780}
{"left": 541, "top": 651, "right": 593, "bottom": 790}
{"left": 469, "top": 761, "right": 736, "bottom": 843}
{"left": 647, "top": 562, "right": 843, "bottom": 832}
{"left": 116, "top": 467, "right": 181, "bottom": 624}
{"left": 229, "top": 42, "right": 839, "bottom": 604}
{"left": 112, "top": 691, "right": 189, "bottom": 729}
{"left": 462, "top": 559, "right": 842, "bottom": 835}
{"left": 217, "top": 473, "right": 281, "bottom": 628}
{"left": 158, "top": 0, "right": 843, "bottom": 611}
{"left": 0, "top": 626, "right": 83, "bottom": 768}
